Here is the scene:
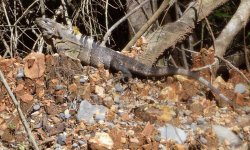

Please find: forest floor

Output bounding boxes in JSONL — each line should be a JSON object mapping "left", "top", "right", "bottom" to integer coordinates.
{"left": 0, "top": 52, "right": 249, "bottom": 149}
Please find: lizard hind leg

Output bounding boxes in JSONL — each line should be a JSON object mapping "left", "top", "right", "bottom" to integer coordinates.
{"left": 110, "top": 58, "right": 132, "bottom": 83}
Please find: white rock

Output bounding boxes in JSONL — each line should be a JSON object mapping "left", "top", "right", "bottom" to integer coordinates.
{"left": 89, "top": 132, "right": 114, "bottom": 149}
{"left": 212, "top": 125, "right": 242, "bottom": 147}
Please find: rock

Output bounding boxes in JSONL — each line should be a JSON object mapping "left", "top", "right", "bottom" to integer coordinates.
{"left": 114, "top": 83, "right": 123, "bottom": 92}
{"left": 196, "top": 116, "right": 206, "bottom": 125}
{"left": 33, "top": 104, "right": 40, "bottom": 111}
{"left": 76, "top": 100, "right": 107, "bottom": 124}
{"left": 212, "top": 125, "right": 242, "bottom": 147}
{"left": 95, "top": 105, "right": 107, "bottom": 121}
{"left": 80, "top": 75, "right": 88, "bottom": 83}
{"left": 16, "top": 67, "right": 24, "bottom": 78}
{"left": 57, "top": 133, "right": 67, "bottom": 145}
{"left": 64, "top": 109, "right": 71, "bottom": 119}
{"left": 88, "top": 132, "right": 114, "bottom": 149}
{"left": 158, "top": 124, "right": 187, "bottom": 144}
{"left": 72, "top": 143, "right": 78, "bottom": 148}
{"left": 234, "top": 83, "right": 247, "bottom": 94}
{"left": 95, "top": 85, "right": 105, "bottom": 98}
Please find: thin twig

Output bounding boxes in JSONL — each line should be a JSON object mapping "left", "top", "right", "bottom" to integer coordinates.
{"left": 13, "top": 0, "right": 39, "bottom": 26}
{"left": 243, "top": 26, "right": 250, "bottom": 72}
{"left": 39, "top": 0, "right": 45, "bottom": 18}
{"left": 122, "top": 0, "right": 173, "bottom": 52}
{"left": 2, "top": 0, "right": 14, "bottom": 57}
{"left": 101, "top": 0, "right": 151, "bottom": 46}
{"left": 175, "top": 1, "right": 188, "bottom": 69}
{"left": 0, "top": 70, "right": 39, "bottom": 150}
{"left": 61, "top": 0, "right": 72, "bottom": 27}
{"left": 216, "top": 55, "right": 250, "bottom": 84}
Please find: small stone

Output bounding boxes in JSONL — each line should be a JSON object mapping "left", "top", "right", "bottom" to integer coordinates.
{"left": 95, "top": 85, "right": 105, "bottom": 98}
{"left": 115, "top": 83, "right": 123, "bottom": 92}
{"left": 51, "top": 116, "right": 61, "bottom": 124}
{"left": 243, "top": 126, "right": 250, "bottom": 132}
{"left": 103, "top": 96, "right": 114, "bottom": 108}
{"left": 78, "top": 140, "right": 86, "bottom": 145}
{"left": 16, "top": 67, "right": 24, "bottom": 78}
{"left": 199, "top": 136, "right": 207, "bottom": 144}
{"left": 130, "top": 137, "right": 139, "bottom": 143}
{"left": 158, "top": 124, "right": 187, "bottom": 144}
{"left": 72, "top": 143, "right": 78, "bottom": 148}
{"left": 33, "top": 104, "right": 40, "bottom": 111}
{"left": 57, "top": 133, "right": 66, "bottom": 145}
{"left": 234, "top": 83, "right": 246, "bottom": 94}
{"left": 113, "top": 94, "right": 120, "bottom": 104}
{"left": 80, "top": 75, "right": 88, "bottom": 83}
{"left": 31, "top": 111, "right": 40, "bottom": 117}
{"left": 212, "top": 125, "right": 242, "bottom": 146}
{"left": 183, "top": 110, "right": 192, "bottom": 116}
{"left": 59, "top": 113, "right": 65, "bottom": 119}
{"left": 197, "top": 116, "right": 206, "bottom": 125}
{"left": 76, "top": 100, "right": 107, "bottom": 124}
{"left": 126, "top": 130, "right": 135, "bottom": 136}
{"left": 88, "top": 132, "right": 114, "bottom": 149}
{"left": 121, "top": 137, "right": 126, "bottom": 143}
{"left": 55, "top": 85, "right": 65, "bottom": 90}
{"left": 64, "top": 109, "right": 71, "bottom": 119}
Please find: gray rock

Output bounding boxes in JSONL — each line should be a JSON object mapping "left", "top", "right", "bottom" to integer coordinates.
{"left": 78, "top": 140, "right": 86, "bottom": 145}
{"left": 197, "top": 116, "right": 206, "bottom": 125}
{"left": 72, "top": 143, "right": 78, "bottom": 148}
{"left": 64, "top": 109, "right": 71, "bottom": 119}
{"left": 234, "top": 83, "right": 246, "bottom": 94}
{"left": 76, "top": 100, "right": 107, "bottom": 124}
{"left": 212, "top": 125, "right": 242, "bottom": 147}
{"left": 33, "top": 104, "right": 40, "bottom": 111}
{"left": 57, "top": 133, "right": 66, "bottom": 145}
{"left": 16, "top": 67, "right": 24, "bottom": 78}
{"left": 115, "top": 83, "right": 123, "bottom": 92}
{"left": 158, "top": 124, "right": 187, "bottom": 144}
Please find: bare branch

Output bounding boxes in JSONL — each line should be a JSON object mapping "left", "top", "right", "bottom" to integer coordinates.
{"left": 101, "top": 0, "right": 151, "bottom": 46}
{"left": 122, "top": 0, "right": 173, "bottom": 52}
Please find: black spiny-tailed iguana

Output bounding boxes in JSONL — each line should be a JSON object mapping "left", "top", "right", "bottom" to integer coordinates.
{"left": 35, "top": 18, "right": 232, "bottom": 105}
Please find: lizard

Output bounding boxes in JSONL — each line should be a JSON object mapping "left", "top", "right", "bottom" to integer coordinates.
{"left": 35, "top": 18, "right": 233, "bottom": 106}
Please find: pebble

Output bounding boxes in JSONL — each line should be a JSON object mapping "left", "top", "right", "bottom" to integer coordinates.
{"left": 72, "top": 143, "right": 78, "bottom": 148}
{"left": 88, "top": 132, "right": 114, "bottom": 149}
{"left": 55, "top": 85, "right": 65, "bottom": 90}
{"left": 95, "top": 85, "right": 105, "bottom": 98}
{"left": 78, "top": 140, "right": 86, "bottom": 145}
{"left": 16, "top": 67, "right": 24, "bottom": 78}
{"left": 64, "top": 109, "right": 71, "bottom": 119}
{"left": 76, "top": 100, "right": 107, "bottom": 124}
{"left": 212, "top": 125, "right": 242, "bottom": 147}
{"left": 57, "top": 133, "right": 66, "bottom": 145}
{"left": 158, "top": 124, "right": 187, "bottom": 144}
{"left": 114, "top": 83, "right": 123, "bottom": 92}
{"left": 197, "top": 116, "right": 206, "bottom": 125}
{"left": 199, "top": 136, "right": 207, "bottom": 144}
{"left": 234, "top": 83, "right": 246, "bottom": 94}
{"left": 127, "top": 130, "right": 135, "bottom": 136}
{"left": 33, "top": 104, "right": 41, "bottom": 111}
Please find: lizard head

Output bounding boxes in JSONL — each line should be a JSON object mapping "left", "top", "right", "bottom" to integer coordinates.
{"left": 35, "top": 18, "right": 59, "bottom": 39}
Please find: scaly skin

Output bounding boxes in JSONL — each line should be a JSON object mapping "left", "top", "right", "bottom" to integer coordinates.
{"left": 35, "top": 18, "right": 233, "bottom": 105}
